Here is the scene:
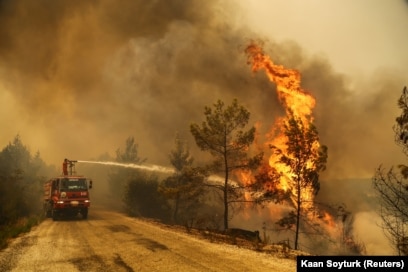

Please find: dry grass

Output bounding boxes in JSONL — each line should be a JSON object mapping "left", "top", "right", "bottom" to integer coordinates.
{"left": 143, "top": 219, "right": 310, "bottom": 260}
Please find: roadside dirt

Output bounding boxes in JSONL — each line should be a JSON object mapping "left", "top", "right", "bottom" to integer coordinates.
{"left": 0, "top": 207, "right": 297, "bottom": 271}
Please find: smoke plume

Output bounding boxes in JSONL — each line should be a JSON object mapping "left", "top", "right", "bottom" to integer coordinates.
{"left": 0, "top": 0, "right": 275, "bottom": 165}
{"left": 1, "top": 0, "right": 405, "bottom": 187}
{"left": 1, "top": 0, "right": 406, "bottom": 255}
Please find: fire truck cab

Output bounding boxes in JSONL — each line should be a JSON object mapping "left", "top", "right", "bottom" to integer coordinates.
{"left": 43, "top": 159, "right": 92, "bottom": 220}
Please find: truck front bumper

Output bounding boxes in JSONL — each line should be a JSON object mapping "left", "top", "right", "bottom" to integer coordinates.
{"left": 54, "top": 199, "right": 90, "bottom": 210}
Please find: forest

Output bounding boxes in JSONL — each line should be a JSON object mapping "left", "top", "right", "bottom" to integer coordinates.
{"left": 0, "top": 135, "right": 54, "bottom": 248}
{"left": 1, "top": 87, "right": 407, "bottom": 256}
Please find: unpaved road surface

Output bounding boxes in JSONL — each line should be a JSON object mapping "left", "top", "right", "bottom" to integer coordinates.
{"left": 0, "top": 207, "right": 296, "bottom": 271}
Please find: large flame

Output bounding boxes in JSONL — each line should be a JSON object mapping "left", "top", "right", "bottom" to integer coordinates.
{"left": 245, "top": 42, "right": 319, "bottom": 208}
{"left": 245, "top": 43, "right": 315, "bottom": 122}
{"left": 238, "top": 42, "right": 351, "bottom": 251}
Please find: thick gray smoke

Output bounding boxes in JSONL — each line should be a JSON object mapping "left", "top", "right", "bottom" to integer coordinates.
{"left": 0, "top": 0, "right": 405, "bottom": 185}
{"left": 1, "top": 0, "right": 403, "bottom": 178}
{"left": 0, "top": 0, "right": 278, "bottom": 166}
{"left": 1, "top": 0, "right": 406, "bottom": 255}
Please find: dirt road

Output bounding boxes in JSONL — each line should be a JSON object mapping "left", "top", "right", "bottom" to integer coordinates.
{"left": 0, "top": 207, "right": 296, "bottom": 271}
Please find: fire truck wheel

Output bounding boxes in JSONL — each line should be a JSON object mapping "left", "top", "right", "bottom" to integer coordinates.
{"left": 52, "top": 210, "right": 58, "bottom": 221}
{"left": 43, "top": 206, "right": 50, "bottom": 218}
{"left": 82, "top": 208, "right": 88, "bottom": 220}
{"left": 45, "top": 209, "right": 51, "bottom": 218}
{"left": 44, "top": 202, "right": 52, "bottom": 218}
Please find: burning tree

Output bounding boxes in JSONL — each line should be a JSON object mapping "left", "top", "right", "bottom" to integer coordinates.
{"left": 190, "top": 99, "right": 263, "bottom": 230}
{"left": 245, "top": 42, "right": 328, "bottom": 250}
{"left": 372, "top": 86, "right": 408, "bottom": 256}
{"left": 272, "top": 113, "right": 328, "bottom": 250}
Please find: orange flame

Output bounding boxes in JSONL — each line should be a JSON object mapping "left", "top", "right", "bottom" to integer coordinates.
{"left": 245, "top": 42, "right": 319, "bottom": 209}
{"left": 245, "top": 43, "right": 315, "bottom": 122}
{"left": 322, "top": 211, "right": 337, "bottom": 229}
{"left": 233, "top": 42, "right": 340, "bottom": 241}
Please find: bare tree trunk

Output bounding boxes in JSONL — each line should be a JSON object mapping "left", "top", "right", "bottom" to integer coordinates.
{"left": 223, "top": 159, "right": 229, "bottom": 230}
{"left": 224, "top": 145, "right": 229, "bottom": 230}
{"left": 173, "top": 192, "right": 180, "bottom": 224}
{"left": 294, "top": 179, "right": 301, "bottom": 250}
{"left": 223, "top": 184, "right": 228, "bottom": 230}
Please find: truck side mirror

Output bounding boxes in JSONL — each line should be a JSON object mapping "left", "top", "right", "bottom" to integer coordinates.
{"left": 89, "top": 179, "right": 93, "bottom": 189}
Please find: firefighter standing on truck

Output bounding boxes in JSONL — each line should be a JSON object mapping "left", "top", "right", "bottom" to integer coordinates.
{"left": 63, "top": 158, "right": 68, "bottom": 175}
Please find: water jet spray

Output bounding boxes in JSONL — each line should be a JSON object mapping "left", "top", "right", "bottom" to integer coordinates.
{"left": 77, "top": 160, "right": 225, "bottom": 183}
{"left": 77, "top": 160, "right": 175, "bottom": 174}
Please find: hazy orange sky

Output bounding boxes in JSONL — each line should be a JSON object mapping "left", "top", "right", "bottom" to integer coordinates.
{"left": 242, "top": 0, "right": 408, "bottom": 75}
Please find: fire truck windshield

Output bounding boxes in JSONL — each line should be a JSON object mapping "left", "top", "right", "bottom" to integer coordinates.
{"left": 59, "top": 178, "right": 87, "bottom": 191}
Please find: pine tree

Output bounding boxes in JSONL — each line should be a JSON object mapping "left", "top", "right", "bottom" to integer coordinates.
{"left": 190, "top": 99, "right": 263, "bottom": 230}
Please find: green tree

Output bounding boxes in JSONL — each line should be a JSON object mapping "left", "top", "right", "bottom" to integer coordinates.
{"left": 108, "top": 137, "right": 146, "bottom": 198}
{"left": 271, "top": 114, "right": 328, "bottom": 250}
{"left": 109, "top": 137, "right": 169, "bottom": 220}
{"left": 124, "top": 172, "right": 170, "bottom": 220}
{"left": 159, "top": 134, "right": 206, "bottom": 224}
{"left": 373, "top": 167, "right": 408, "bottom": 255}
{"left": 190, "top": 99, "right": 263, "bottom": 230}
{"left": 116, "top": 137, "right": 146, "bottom": 164}
{"left": 169, "top": 133, "right": 194, "bottom": 172}
{"left": 373, "top": 86, "right": 408, "bottom": 255}
{"left": 0, "top": 135, "right": 49, "bottom": 225}
{"left": 0, "top": 135, "right": 31, "bottom": 174}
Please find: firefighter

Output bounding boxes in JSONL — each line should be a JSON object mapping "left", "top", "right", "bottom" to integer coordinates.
{"left": 63, "top": 158, "right": 68, "bottom": 175}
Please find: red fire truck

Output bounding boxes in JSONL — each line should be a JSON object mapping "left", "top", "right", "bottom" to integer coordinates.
{"left": 43, "top": 159, "right": 92, "bottom": 220}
